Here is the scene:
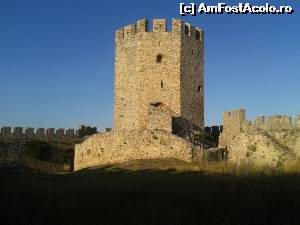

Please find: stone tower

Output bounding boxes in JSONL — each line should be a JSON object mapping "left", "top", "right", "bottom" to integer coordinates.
{"left": 74, "top": 19, "right": 205, "bottom": 170}
{"left": 114, "top": 18, "right": 204, "bottom": 131}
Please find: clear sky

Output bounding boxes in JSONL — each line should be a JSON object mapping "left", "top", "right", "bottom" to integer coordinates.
{"left": 0, "top": 0, "right": 299, "bottom": 130}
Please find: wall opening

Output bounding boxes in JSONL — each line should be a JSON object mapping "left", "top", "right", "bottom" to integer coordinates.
{"left": 148, "top": 20, "right": 153, "bottom": 32}
{"left": 196, "top": 30, "right": 200, "bottom": 40}
{"left": 161, "top": 80, "right": 164, "bottom": 89}
{"left": 145, "top": 20, "right": 149, "bottom": 32}
{"left": 185, "top": 24, "right": 190, "bottom": 35}
{"left": 198, "top": 86, "right": 202, "bottom": 92}
{"left": 156, "top": 54, "right": 162, "bottom": 63}
{"left": 150, "top": 102, "right": 164, "bottom": 107}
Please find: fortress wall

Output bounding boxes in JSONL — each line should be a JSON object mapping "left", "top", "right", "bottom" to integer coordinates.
{"left": 0, "top": 126, "right": 98, "bottom": 140}
{"left": 220, "top": 108, "right": 300, "bottom": 166}
{"left": 219, "top": 109, "right": 246, "bottom": 148}
{"left": 47, "top": 128, "right": 55, "bottom": 136}
{"left": 36, "top": 128, "right": 45, "bottom": 137}
{"left": 224, "top": 133, "right": 286, "bottom": 166}
{"left": 25, "top": 128, "right": 34, "bottom": 137}
{"left": 252, "top": 115, "right": 297, "bottom": 131}
{"left": 223, "top": 109, "right": 246, "bottom": 132}
{"left": 220, "top": 109, "right": 299, "bottom": 135}
{"left": 267, "top": 116, "right": 293, "bottom": 130}
{"left": 254, "top": 115, "right": 266, "bottom": 129}
{"left": 74, "top": 129, "right": 199, "bottom": 171}
{"left": 1, "top": 127, "right": 12, "bottom": 136}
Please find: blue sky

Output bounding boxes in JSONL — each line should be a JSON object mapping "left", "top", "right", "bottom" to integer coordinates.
{"left": 0, "top": 0, "right": 299, "bottom": 130}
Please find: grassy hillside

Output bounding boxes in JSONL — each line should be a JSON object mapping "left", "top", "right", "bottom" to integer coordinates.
{"left": 1, "top": 159, "right": 300, "bottom": 225}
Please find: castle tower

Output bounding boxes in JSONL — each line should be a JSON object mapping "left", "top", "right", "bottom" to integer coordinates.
{"left": 114, "top": 19, "right": 204, "bottom": 131}
{"left": 75, "top": 19, "right": 205, "bottom": 170}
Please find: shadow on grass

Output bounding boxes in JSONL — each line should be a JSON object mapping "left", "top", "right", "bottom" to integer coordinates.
{"left": 1, "top": 161, "right": 300, "bottom": 225}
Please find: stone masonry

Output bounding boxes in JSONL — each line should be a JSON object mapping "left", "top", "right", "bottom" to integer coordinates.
{"left": 75, "top": 129, "right": 200, "bottom": 171}
{"left": 0, "top": 125, "right": 98, "bottom": 141}
{"left": 114, "top": 18, "right": 204, "bottom": 131}
{"left": 74, "top": 19, "right": 205, "bottom": 170}
{"left": 219, "top": 109, "right": 300, "bottom": 166}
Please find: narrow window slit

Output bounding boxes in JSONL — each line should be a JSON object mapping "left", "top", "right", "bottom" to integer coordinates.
{"left": 198, "top": 86, "right": 201, "bottom": 92}
{"left": 196, "top": 30, "right": 200, "bottom": 40}
{"left": 156, "top": 54, "right": 162, "bottom": 63}
{"left": 185, "top": 25, "right": 190, "bottom": 35}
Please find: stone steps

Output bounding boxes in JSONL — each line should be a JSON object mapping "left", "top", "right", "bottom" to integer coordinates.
{"left": 255, "top": 128, "right": 294, "bottom": 155}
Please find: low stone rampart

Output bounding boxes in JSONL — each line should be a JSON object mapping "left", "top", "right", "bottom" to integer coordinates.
{"left": 74, "top": 129, "right": 201, "bottom": 170}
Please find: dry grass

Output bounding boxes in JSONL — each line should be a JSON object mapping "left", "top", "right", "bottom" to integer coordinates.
{"left": 99, "top": 158, "right": 300, "bottom": 176}
{"left": 1, "top": 159, "right": 300, "bottom": 225}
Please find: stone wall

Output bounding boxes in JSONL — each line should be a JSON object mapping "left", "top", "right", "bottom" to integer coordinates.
{"left": 145, "top": 103, "right": 174, "bottom": 132}
{"left": 180, "top": 22, "right": 204, "bottom": 128}
{"left": 219, "top": 108, "right": 300, "bottom": 166}
{"left": 0, "top": 125, "right": 99, "bottom": 141}
{"left": 75, "top": 129, "right": 202, "bottom": 171}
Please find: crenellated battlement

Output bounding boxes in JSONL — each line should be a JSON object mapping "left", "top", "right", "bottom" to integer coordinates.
{"left": 266, "top": 115, "right": 293, "bottom": 130}
{"left": 252, "top": 114, "right": 299, "bottom": 130}
{"left": 223, "top": 108, "right": 246, "bottom": 133}
{"left": 222, "top": 108, "right": 300, "bottom": 132}
{"left": 0, "top": 125, "right": 103, "bottom": 141}
{"left": 115, "top": 18, "right": 203, "bottom": 41}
